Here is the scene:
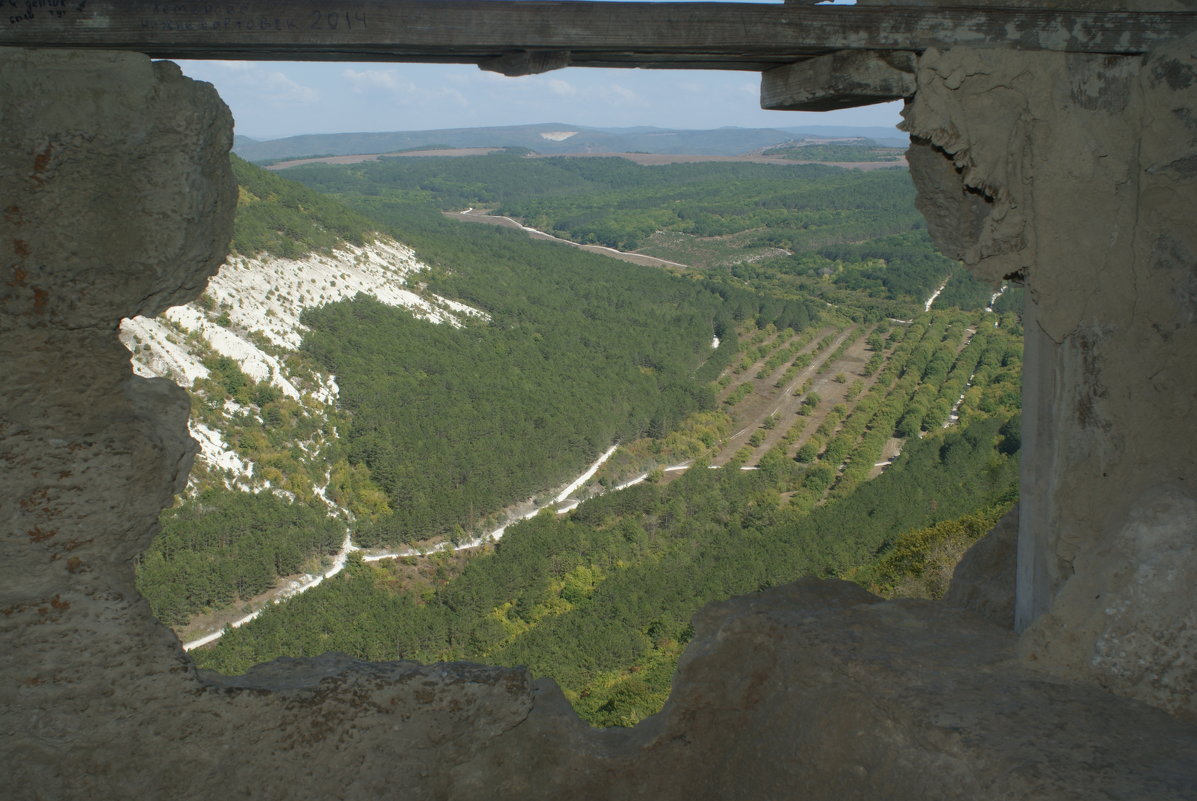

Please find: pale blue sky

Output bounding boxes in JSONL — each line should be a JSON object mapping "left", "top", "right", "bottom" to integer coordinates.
{"left": 178, "top": 0, "right": 902, "bottom": 140}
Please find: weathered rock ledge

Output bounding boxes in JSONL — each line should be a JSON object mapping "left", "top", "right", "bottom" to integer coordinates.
{"left": 559, "top": 577, "right": 1197, "bottom": 801}
{"left": 4, "top": 30, "right": 1197, "bottom": 801}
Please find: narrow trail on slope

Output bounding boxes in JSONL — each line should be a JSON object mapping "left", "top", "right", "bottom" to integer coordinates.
{"left": 182, "top": 445, "right": 619, "bottom": 651}
{"left": 445, "top": 209, "right": 688, "bottom": 269}
{"left": 924, "top": 279, "right": 949, "bottom": 312}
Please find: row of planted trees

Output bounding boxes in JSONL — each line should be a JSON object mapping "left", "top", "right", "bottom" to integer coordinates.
{"left": 714, "top": 308, "right": 1022, "bottom": 514}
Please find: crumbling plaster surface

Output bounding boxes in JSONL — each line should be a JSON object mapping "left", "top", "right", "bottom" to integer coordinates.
{"left": 3, "top": 45, "right": 1197, "bottom": 801}
{"left": 903, "top": 36, "right": 1197, "bottom": 718}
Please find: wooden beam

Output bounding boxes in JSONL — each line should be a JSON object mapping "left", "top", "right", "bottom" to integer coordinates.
{"left": 1, "top": 2, "right": 1193, "bottom": 70}
{"left": 762, "top": 51, "right": 917, "bottom": 112}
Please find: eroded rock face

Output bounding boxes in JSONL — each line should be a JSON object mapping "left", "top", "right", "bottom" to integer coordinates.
{"left": 0, "top": 47, "right": 586, "bottom": 801}
{"left": 4, "top": 39, "right": 1197, "bottom": 801}
{"left": 0, "top": 47, "right": 235, "bottom": 797}
{"left": 903, "top": 36, "right": 1197, "bottom": 718}
{"left": 943, "top": 503, "right": 1018, "bottom": 628}
{"left": 0, "top": 51, "right": 235, "bottom": 330}
{"left": 1022, "top": 487, "right": 1197, "bottom": 721}
{"left": 628, "top": 579, "right": 1197, "bottom": 801}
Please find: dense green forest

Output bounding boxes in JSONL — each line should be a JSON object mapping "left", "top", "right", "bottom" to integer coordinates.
{"left": 760, "top": 139, "right": 905, "bottom": 162}
{"left": 138, "top": 158, "right": 818, "bottom": 627}
{"left": 282, "top": 152, "right": 915, "bottom": 252}
{"left": 230, "top": 155, "right": 379, "bottom": 259}
{"left": 296, "top": 174, "right": 819, "bottom": 544}
{"left": 196, "top": 413, "right": 1018, "bottom": 725}
{"left": 304, "top": 281, "right": 719, "bottom": 544}
{"left": 280, "top": 152, "right": 996, "bottom": 319}
{"left": 139, "top": 489, "right": 344, "bottom": 626}
{"left": 150, "top": 153, "right": 1025, "bottom": 732}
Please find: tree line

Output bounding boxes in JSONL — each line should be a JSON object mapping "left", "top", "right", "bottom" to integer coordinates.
{"left": 195, "top": 413, "right": 1019, "bottom": 727}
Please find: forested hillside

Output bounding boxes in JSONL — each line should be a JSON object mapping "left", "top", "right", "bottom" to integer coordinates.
{"left": 197, "top": 411, "right": 1018, "bottom": 726}
{"left": 132, "top": 157, "right": 812, "bottom": 636}
{"left": 283, "top": 153, "right": 916, "bottom": 252}
{"left": 294, "top": 167, "right": 820, "bottom": 546}
{"left": 127, "top": 159, "right": 454, "bottom": 634}
{"left": 234, "top": 123, "right": 907, "bottom": 163}
{"left": 302, "top": 270, "right": 723, "bottom": 544}
{"left": 230, "top": 155, "right": 379, "bottom": 259}
{"left": 279, "top": 152, "right": 995, "bottom": 320}
{"left": 760, "top": 137, "right": 905, "bottom": 163}
{"left": 151, "top": 150, "right": 1023, "bottom": 731}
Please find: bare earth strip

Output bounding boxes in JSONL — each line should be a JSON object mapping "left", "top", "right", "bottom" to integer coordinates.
{"left": 781, "top": 328, "right": 888, "bottom": 462}
{"left": 715, "top": 327, "right": 801, "bottom": 404}
{"left": 774, "top": 326, "right": 887, "bottom": 462}
{"left": 746, "top": 325, "right": 887, "bottom": 466}
{"left": 444, "top": 209, "right": 688, "bottom": 269}
{"left": 713, "top": 325, "right": 863, "bottom": 467}
{"left": 869, "top": 436, "right": 906, "bottom": 479}
{"left": 717, "top": 327, "right": 821, "bottom": 405}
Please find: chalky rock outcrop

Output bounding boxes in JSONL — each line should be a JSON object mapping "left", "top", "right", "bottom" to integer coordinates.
{"left": 4, "top": 27, "right": 1197, "bottom": 801}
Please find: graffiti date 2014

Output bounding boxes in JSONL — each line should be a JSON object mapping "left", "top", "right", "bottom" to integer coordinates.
{"left": 310, "top": 10, "right": 365, "bottom": 30}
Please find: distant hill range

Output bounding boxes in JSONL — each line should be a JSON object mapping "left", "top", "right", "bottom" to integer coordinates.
{"left": 233, "top": 123, "right": 907, "bottom": 163}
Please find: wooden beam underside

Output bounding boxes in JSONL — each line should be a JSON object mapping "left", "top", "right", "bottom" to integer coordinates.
{"left": 3, "top": 2, "right": 1193, "bottom": 71}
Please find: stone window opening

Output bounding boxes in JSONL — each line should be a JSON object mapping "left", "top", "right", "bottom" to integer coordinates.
{"left": 5, "top": 24, "right": 1197, "bottom": 798}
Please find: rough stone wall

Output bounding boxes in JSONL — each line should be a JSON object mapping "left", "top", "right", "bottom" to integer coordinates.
{"left": 0, "top": 47, "right": 235, "bottom": 796}
{"left": 0, "top": 47, "right": 591, "bottom": 801}
{"left": 3, "top": 44, "right": 1197, "bottom": 801}
{"left": 902, "top": 37, "right": 1197, "bottom": 719}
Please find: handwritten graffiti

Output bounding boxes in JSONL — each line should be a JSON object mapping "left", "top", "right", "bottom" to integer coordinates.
{"left": 134, "top": 5, "right": 368, "bottom": 33}
{"left": 7, "top": 1, "right": 368, "bottom": 31}
{"left": 310, "top": 10, "right": 367, "bottom": 30}
{"left": 7, "top": 0, "right": 87, "bottom": 25}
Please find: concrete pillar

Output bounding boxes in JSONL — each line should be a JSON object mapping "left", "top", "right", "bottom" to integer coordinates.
{"left": 1015, "top": 295, "right": 1058, "bottom": 630}
{"left": 903, "top": 37, "right": 1197, "bottom": 717}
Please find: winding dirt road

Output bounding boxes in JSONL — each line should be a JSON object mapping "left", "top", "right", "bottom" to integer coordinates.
{"left": 445, "top": 209, "right": 687, "bottom": 269}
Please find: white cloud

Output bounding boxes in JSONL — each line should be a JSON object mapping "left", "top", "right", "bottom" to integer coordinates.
{"left": 258, "top": 70, "right": 320, "bottom": 106}
{"left": 210, "top": 60, "right": 256, "bottom": 73}
{"left": 342, "top": 68, "right": 469, "bottom": 109}
{"left": 343, "top": 68, "right": 409, "bottom": 93}
{"left": 547, "top": 79, "right": 577, "bottom": 97}
{"left": 468, "top": 70, "right": 513, "bottom": 86}
{"left": 187, "top": 62, "right": 319, "bottom": 108}
{"left": 598, "top": 83, "right": 645, "bottom": 107}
